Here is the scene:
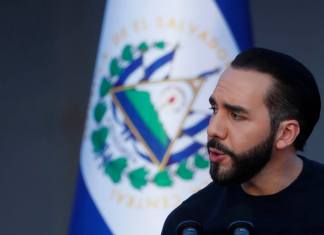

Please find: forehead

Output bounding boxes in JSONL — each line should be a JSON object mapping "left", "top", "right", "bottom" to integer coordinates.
{"left": 211, "top": 67, "right": 274, "bottom": 109}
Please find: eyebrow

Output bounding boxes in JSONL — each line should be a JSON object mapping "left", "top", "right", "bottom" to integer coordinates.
{"left": 209, "top": 96, "right": 249, "bottom": 114}
{"left": 224, "top": 103, "right": 249, "bottom": 115}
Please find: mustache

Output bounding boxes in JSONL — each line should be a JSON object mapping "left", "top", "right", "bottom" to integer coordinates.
{"left": 207, "top": 139, "right": 235, "bottom": 157}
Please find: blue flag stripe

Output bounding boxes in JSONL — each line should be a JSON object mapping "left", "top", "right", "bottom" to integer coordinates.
{"left": 115, "top": 56, "right": 143, "bottom": 86}
{"left": 143, "top": 49, "right": 175, "bottom": 81}
{"left": 69, "top": 171, "right": 113, "bottom": 235}
{"left": 214, "top": 0, "right": 253, "bottom": 51}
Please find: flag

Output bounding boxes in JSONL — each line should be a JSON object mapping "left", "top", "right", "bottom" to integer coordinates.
{"left": 70, "top": 0, "right": 252, "bottom": 234}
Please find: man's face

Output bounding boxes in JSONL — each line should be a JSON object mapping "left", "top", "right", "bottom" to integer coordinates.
{"left": 207, "top": 67, "right": 275, "bottom": 185}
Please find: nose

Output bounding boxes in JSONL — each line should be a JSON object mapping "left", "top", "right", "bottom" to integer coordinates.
{"left": 207, "top": 113, "right": 227, "bottom": 140}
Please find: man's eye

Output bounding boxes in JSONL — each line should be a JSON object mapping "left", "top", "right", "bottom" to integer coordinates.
{"left": 209, "top": 106, "right": 218, "bottom": 114}
{"left": 231, "top": 112, "right": 243, "bottom": 120}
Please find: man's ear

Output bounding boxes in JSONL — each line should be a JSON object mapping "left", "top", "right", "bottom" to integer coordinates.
{"left": 275, "top": 120, "right": 300, "bottom": 150}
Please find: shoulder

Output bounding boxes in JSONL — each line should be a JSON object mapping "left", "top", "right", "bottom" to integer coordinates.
{"left": 302, "top": 156, "right": 324, "bottom": 177}
{"left": 177, "top": 181, "right": 223, "bottom": 213}
{"left": 300, "top": 155, "right": 324, "bottom": 186}
{"left": 296, "top": 156, "right": 324, "bottom": 221}
{"left": 161, "top": 182, "right": 224, "bottom": 235}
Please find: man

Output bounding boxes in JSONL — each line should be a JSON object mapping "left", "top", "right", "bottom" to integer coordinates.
{"left": 161, "top": 48, "right": 323, "bottom": 235}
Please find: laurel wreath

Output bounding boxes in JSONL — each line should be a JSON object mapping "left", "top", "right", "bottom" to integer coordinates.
{"left": 91, "top": 41, "right": 209, "bottom": 190}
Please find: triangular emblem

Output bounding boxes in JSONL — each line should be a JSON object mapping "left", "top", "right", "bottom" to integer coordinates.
{"left": 111, "top": 78, "right": 204, "bottom": 167}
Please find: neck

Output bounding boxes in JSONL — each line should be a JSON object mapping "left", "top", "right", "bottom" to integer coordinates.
{"left": 241, "top": 149, "right": 303, "bottom": 196}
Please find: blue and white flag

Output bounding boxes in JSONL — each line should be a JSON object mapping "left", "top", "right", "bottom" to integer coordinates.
{"left": 70, "top": 0, "right": 252, "bottom": 234}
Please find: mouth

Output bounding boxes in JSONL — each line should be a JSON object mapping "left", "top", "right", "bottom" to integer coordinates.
{"left": 208, "top": 147, "right": 227, "bottom": 163}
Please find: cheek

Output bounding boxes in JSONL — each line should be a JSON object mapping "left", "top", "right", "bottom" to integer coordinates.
{"left": 233, "top": 106, "right": 272, "bottom": 150}
{"left": 229, "top": 121, "right": 271, "bottom": 152}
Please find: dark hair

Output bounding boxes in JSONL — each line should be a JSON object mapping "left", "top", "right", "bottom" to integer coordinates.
{"left": 231, "top": 48, "right": 321, "bottom": 151}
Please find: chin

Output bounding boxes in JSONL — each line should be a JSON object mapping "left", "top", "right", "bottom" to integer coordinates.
{"left": 210, "top": 163, "right": 237, "bottom": 185}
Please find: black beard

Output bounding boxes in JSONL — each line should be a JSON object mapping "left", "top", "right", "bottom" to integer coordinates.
{"left": 207, "top": 130, "right": 276, "bottom": 185}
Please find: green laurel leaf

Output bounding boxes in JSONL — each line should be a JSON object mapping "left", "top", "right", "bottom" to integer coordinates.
{"left": 110, "top": 58, "right": 122, "bottom": 77}
{"left": 128, "top": 167, "right": 149, "bottom": 190}
{"left": 194, "top": 153, "right": 209, "bottom": 169}
{"left": 94, "top": 102, "right": 107, "bottom": 123}
{"left": 105, "top": 157, "right": 127, "bottom": 183}
{"left": 122, "top": 45, "right": 133, "bottom": 62}
{"left": 176, "top": 161, "right": 193, "bottom": 180}
{"left": 100, "top": 78, "right": 112, "bottom": 97}
{"left": 154, "top": 41, "right": 165, "bottom": 49}
{"left": 91, "top": 127, "right": 108, "bottom": 153}
{"left": 138, "top": 42, "right": 149, "bottom": 52}
{"left": 153, "top": 170, "right": 172, "bottom": 187}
